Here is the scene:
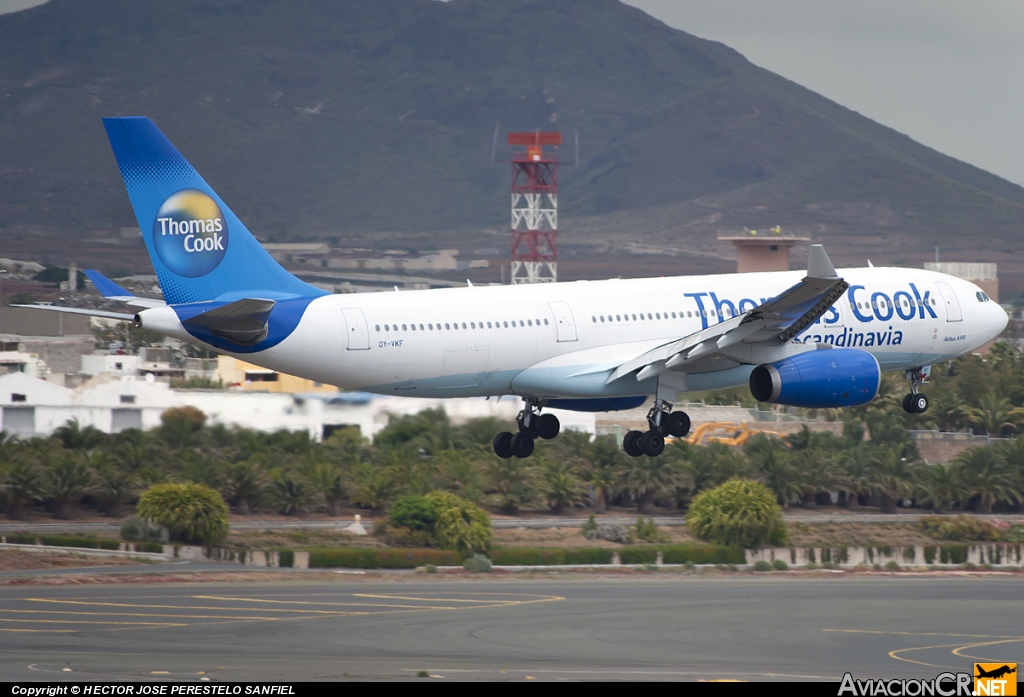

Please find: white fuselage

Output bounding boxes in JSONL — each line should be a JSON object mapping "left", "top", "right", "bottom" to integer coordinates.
{"left": 146, "top": 266, "right": 1008, "bottom": 401}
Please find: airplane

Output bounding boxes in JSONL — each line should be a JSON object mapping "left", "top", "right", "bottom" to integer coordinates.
{"left": 17, "top": 117, "right": 1009, "bottom": 459}
{"left": 975, "top": 665, "right": 1016, "bottom": 680}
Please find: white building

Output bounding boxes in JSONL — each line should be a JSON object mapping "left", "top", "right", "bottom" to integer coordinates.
{"left": 0, "top": 372, "right": 595, "bottom": 441}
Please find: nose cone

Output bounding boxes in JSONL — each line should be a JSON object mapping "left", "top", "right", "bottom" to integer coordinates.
{"left": 993, "top": 302, "right": 1009, "bottom": 337}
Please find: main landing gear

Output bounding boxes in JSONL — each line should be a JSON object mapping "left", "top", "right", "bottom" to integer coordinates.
{"left": 902, "top": 366, "right": 931, "bottom": 414}
{"left": 493, "top": 398, "right": 560, "bottom": 459}
{"left": 622, "top": 400, "right": 690, "bottom": 458}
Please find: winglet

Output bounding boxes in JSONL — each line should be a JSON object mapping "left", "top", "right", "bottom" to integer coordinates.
{"left": 807, "top": 244, "right": 838, "bottom": 280}
{"left": 84, "top": 269, "right": 132, "bottom": 298}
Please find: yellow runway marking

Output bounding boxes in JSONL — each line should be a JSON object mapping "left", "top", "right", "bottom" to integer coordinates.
{"left": 0, "top": 629, "right": 77, "bottom": 633}
{"left": 24, "top": 599, "right": 373, "bottom": 616}
{"left": 825, "top": 629, "right": 1024, "bottom": 669}
{"left": 0, "top": 618, "right": 184, "bottom": 627}
{"left": 192, "top": 596, "right": 459, "bottom": 610}
{"left": 1, "top": 609, "right": 283, "bottom": 621}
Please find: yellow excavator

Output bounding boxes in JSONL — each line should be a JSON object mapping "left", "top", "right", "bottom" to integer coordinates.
{"left": 672, "top": 422, "right": 782, "bottom": 447}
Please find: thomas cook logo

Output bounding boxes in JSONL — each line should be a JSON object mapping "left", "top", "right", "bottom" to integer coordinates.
{"left": 152, "top": 188, "right": 228, "bottom": 278}
{"left": 975, "top": 664, "right": 1017, "bottom": 696}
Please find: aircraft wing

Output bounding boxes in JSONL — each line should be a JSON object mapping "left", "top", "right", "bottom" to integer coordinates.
{"left": 606, "top": 244, "right": 849, "bottom": 386}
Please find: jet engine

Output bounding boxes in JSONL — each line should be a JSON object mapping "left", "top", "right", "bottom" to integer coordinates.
{"left": 748, "top": 348, "right": 880, "bottom": 408}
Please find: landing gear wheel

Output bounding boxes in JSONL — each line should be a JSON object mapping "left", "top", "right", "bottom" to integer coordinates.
{"left": 623, "top": 430, "right": 645, "bottom": 457}
{"left": 640, "top": 430, "right": 665, "bottom": 457}
{"left": 537, "top": 413, "right": 560, "bottom": 440}
{"left": 912, "top": 393, "right": 929, "bottom": 414}
{"left": 510, "top": 432, "right": 535, "bottom": 459}
{"left": 663, "top": 411, "right": 691, "bottom": 438}
{"left": 902, "top": 394, "right": 915, "bottom": 414}
{"left": 493, "top": 431, "right": 514, "bottom": 459}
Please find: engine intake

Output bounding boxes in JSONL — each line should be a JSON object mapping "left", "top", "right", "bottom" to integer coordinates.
{"left": 749, "top": 348, "right": 880, "bottom": 408}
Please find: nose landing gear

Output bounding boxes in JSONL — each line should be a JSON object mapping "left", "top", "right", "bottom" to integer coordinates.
{"left": 902, "top": 366, "right": 931, "bottom": 414}
{"left": 623, "top": 400, "right": 690, "bottom": 458}
{"left": 492, "top": 398, "right": 561, "bottom": 459}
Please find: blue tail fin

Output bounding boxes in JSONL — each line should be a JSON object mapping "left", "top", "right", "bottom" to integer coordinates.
{"left": 102, "top": 117, "right": 327, "bottom": 305}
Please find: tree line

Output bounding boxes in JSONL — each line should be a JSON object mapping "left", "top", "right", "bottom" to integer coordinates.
{"left": 3, "top": 351, "right": 1024, "bottom": 521}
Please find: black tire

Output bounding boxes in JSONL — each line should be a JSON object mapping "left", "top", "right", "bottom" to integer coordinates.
{"left": 537, "top": 413, "right": 560, "bottom": 440}
{"left": 510, "top": 432, "right": 535, "bottom": 459}
{"left": 640, "top": 430, "right": 665, "bottom": 457}
{"left": 623, "top": 430, "right": 645, "bottom": 457}
{"left": 518, "top": 416, "right": 540, "bottom": 438}
{"left": 492, "top": 431, "right": 514, "bottom": 459}
{"left": 902, "top": 394, "right": 914, "bottom": 414}
{"left": 913, "top": 393, "right": 929, "bottom": 414}
{"left": 664, "top": 411, "right": 691, "bottom": 438}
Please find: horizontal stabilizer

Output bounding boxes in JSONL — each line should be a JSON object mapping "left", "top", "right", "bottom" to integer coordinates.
{"left": 83, "top": 270, "right": 166, "bottom": 308}
{"left": 11, "top": 304, "right": 136, "bottom": 321}
{"left": 181, "top": 298, "right": 276, "bottom": 345}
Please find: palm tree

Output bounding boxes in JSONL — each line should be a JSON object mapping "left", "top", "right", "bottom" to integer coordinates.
{"left": 436, "top": 448, "right": 486, "bottom": 504}
{"left": 52, "top": 418, "right": 106, "bottom": 450}
{"left": 265, "top": 471, "right": 315, "bottom": 516}
{"left": 617, "top": 456, "right": 689, "bottom": 514}
{"left": 44, "top": 456, "right": 93, "bottom": 520}
{"left": 966, "top": 395, "right": 1024, "bottom": 436}
{"left": 790, "top": 449, "right": 838, "bottom": 509}
{"left": 482, "top": 456, "right": 534, "bottom": 514}
{"left": 552, "top": 432, "right": 623, "bottom": 512}
{"left": 534, "top": 458, "right": 586, "bottom": 514}
{"left": 221, "top": 460, "right": 267, "bottom": 515}
{"left": 306, "top": 462, "right": 347, "bottom": 515}
{"left": 178, "top": 450, "right": 225, "bottom": 489}
{"left": 350, "top": 464, "right": 400, "bottom": 512}
{"left": 92, "top": 462, "right": 138, "bottom": 518}
{"left": 914, "top": 463, "right": 958, "bottom": 513}
{"left": 838, "top": 447, "right": 873, "bottom": 510}
{"left": 953, "top": 447, "right": 1018, "bottom": 513}
{"left": 2, "top": 460, "right": 42, "bottom": 520}
{"left": 748, "top": 443, "right": 800, "bottom": 507}
{"left": 868, "top": 446, "right": 920, "bottom": 513}
{"left": 921, "top": 392, "right": 970, "bottom": 433}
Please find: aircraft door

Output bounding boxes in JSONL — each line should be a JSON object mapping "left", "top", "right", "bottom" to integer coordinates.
{"left": 549, "top": 301, "right": 578, "bottom": 342}
{"left": 341, "top": 308, "right": 370, "bottom": 349}
{"left": 933, "top": 281, "right": 963, "bottom": 322}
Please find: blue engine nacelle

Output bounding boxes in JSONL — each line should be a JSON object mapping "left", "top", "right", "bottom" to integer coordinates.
{"left": 748, "top": 348, "right": 880, "bottom": 408}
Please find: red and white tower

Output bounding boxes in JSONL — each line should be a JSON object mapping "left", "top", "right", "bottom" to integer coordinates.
{"left": 507, "top": 132, "right": 561, "bottom": 284}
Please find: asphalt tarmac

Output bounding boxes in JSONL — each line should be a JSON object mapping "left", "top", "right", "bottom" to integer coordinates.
{"left": 0, "top": 574, "right": 1020, "bottom": 681}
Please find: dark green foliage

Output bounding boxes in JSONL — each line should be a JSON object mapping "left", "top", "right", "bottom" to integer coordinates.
{"left": 660, "top": 545, "right": 746, "bottom": 565}
{"left": 388, "top": 495, "right": 438, "bottom": 532}
{"left": 772, "top": 559, "right": 788, "bottom": 571}
{"left": 5, "top": 534, "right": 37, "bottom": 545}
{"left": 634, "top": 517, "right": 658, "bottom": 543}
{"left": 462, "top": 554, "right": 492, "bottom": 573}
{"left": 137, "top": 542, "right": 166, "bottom": 553}
{"left": 620, "top": 547, "right": 658, "bottom": 565}
{"left": 307, "top": 547, "right": 462, "bottom": 569}
{"left": 939, "top": 545, "right": 969, "bottom": 565}
{"left": 488, "top": 548, "right": 614, "bottom": 566}
{"left": 277, "top": 549, "right": 295, "bottom": 568}
{"left": 120, "top": 515, "right": 169, "bottom": 543}
{"left": 753, "top": 560, "right": 772, "bottom": 571}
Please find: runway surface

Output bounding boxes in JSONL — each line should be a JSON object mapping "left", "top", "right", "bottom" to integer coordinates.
{"left": 0, "top": 574, "right": 1020, "bottom": 681}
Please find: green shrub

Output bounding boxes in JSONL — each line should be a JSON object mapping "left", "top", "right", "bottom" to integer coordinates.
{"left": 621, "top": 547, "right": 658, "bottom": 565}
{"left": 137, "top": 542, "right": 165, "bottom": 554}
{"left": 137, "top": 483, "right": 229, "bottom": 546}
{"left": 278, "top": 549, "right": 295, "bottom": 568}
{"left": 917, "top": 515, "right": 1003, "bottom": 542}
{"left": 120, "top": 516, "right": 170, "bottom": 544}
{"left": 424, "top": 491, "right": 491, "bottom": 553}
{"left": 772, "top": 559, "right": 788, "bottom": 571}
{"left": 388, "top": 495, "right": 438, "bottom": 532}
{"left": 97, "top": 539, "right": 121, "bottom": 550}
{"left": 684, "top": 561, "right": 697, "bottom": 571}
{"left": 885, "top": 561, "right": 900, "bottom": 572}
{"left": 307, "top": 547, "right": 462, "bottom": 569}
{"left": 686, "top": 480, "right": 789, "bottom": 548}
{"left": 939, "top": 544, "right": 969, "bottom": 565}
{"left": 40, "top": 535, "right": 100, "bottom": 549}
{"left": 661, "top": 544, "right": 746, "bottom": 565}
{"left": 635, "top": 517, "right": 658, "bottom": 543}
{"left": 424, "top": 564, "right": 438, "bottom": 574}
{"left": 463, "top": 554, "right": 492, "bottom": 573}
{"left": 753, "top": 560, "right": 772, "bottom": 571}
{"left": 5, "top": 534, "right": 37, "bottom": 545}
{"left": 805, "top": 562, "right": 818, "bottom": 570}
{"left": 488, "top": 548, "right": 614, "bottom": 566}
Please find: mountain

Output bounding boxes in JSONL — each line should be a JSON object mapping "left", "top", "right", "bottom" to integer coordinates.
{"left": 1, "top": 0, "right": 1023, "bottom": 266}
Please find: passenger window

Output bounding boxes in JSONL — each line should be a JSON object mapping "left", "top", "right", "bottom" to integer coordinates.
{"left": 671, "top": 312, "right": 676, "bottom": 318}
{"left": 503, "top": 321, "right": 508, "bottom": 328}
{"left": 592, "top": 316, "right": 597, "bottom": 323}
{"left": 445, "top": 323, "right": 450, "bottom": 330}
{"left": 375, "top": 325, "right": 380, "bottom": 331}
{"left": 519, "top": 320, "right": 524, "bottom": 327}
{"left": 647, "top": 313, "right": 653, "bottom": 320}
{"left": 384, "top": 324, "right": 390, "bottom": 331}
{"left": 402, "top": 324, "right": 407, "bottom": 331}
{"left": 411, "top": 324, "right": 416, "bottom": 331}
{"left": 544, "top": 319, "right": 549, "bottom": 325}
{"left": 462, "top": 323, "right": 467, "bottom": 329}
{"left": 487, "top": 322, "right": 492, "bottom": 328}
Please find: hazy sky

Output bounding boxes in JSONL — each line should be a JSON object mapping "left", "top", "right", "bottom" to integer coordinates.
{"left": 3, "top": 0, "right": 1022, "bottom": 187}
{"left": 624, "top": 0, "right": 1024, "bottom": 187}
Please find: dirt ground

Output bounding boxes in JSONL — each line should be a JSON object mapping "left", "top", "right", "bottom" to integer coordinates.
{"left": 0, "top": 550, "right": 141, "bottom": 572}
